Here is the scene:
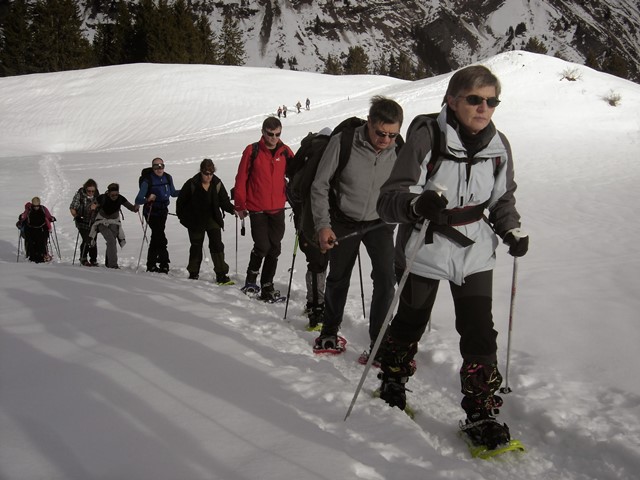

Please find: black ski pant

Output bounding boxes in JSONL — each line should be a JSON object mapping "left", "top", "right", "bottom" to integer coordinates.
{"left": 78, "top": 227, "right": 97, "bottom": 263}
{"left": 386, "top": 270, "right": 498, "bottom": 365}
{"left": 24, "top": 226, "right": 49, "bottom": 263}
{"left": 321, "top": 219, "right": 395, "bottom": 344}
{"left": 146, "top": 214, "right": 169, "bottom": 268}
{"left": 187, "top": 226, "right": 228, "bottom": 276}
{"left": 246, "top": 210, "right": 285, "bottom": 286}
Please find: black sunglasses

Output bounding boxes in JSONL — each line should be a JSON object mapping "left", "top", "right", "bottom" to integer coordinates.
{"left": 459, "top": 94, "right": 500, "bottom": 108}
{"left": 201, "top": 171, "right": 214, "bottom": 176}
{"left": 152, "top": 164, "right": 165, "bottom": 170}
{"left": 263, "top": 130, "right": 281, "bottom": 138}
{"left": 374, "top": 130, "right": 399, "bottom": 139}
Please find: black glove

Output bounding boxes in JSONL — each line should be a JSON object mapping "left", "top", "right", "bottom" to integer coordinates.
{"left": 51, "top": 216, "right": 57, "bottom": 222}
{"left": 503, "top": 229, "right": 529, "bottom": 257}
{"left": 75, "top": 216, "right": 83, "bottom": 222}
{"left": 412, "top": 190, "right": 448, "bottom": 221}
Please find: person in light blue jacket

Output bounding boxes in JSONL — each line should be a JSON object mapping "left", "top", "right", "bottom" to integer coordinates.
{"left": 375, "top": 65, "right": 529, "bottom": 450}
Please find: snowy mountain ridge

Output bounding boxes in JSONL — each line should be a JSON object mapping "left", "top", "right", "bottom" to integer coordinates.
{"left": 84, "top": 0, "right": 640, "bottom": 80}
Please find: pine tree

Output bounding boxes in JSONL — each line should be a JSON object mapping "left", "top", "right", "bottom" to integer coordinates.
{"left": 28, "top": 0, "right": 94, "bottom": 73}
{"left": 524, "top": 37, "right": 548, "bottom": 54}
{"left": 323, "top": 53, "right": 342, "bottom": 75}
{"left": 220, "top": 13, "right": 246, "bottom": 66}
{"left": 343, "top": 45, "right": 369, "bottom": 74}
{"left": 0, "top": 0, "right": 31, "bottom": 76}
{"left": 93, "top": 0, "right": 134, "bottom": 66}
{"left": 193, "top": 13, "right": 217, "bottom": 64}
{"left": 396, "top": 52, "right": 413, "bottom": 80}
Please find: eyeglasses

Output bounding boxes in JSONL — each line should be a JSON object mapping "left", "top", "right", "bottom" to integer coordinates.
{"left": 109, "top": 191, "right": 119, "bottom": 196}
{"left": 201, "top": 171, "right": 214, "bottom": 176}
{"left": 263, "top": 130, "right": 282, "bottom": 138}
{"left": 374, "top": 130, "right": 400, "bottom": 139}
{"left": 152, "top": 164, "right": 165, "bottom": 170}
{"left": 86, "top": 189, "right": 96, "bottom": 193}
{"left": 459, "top": 95, "right": 501, "bottom": 108}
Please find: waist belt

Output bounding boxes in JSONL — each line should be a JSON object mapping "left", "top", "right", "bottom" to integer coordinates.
{"left": 424, "top": 202, "right": 488, "bottom": 248}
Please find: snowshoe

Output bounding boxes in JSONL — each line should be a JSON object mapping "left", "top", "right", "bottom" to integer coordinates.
{"left": 313, "top": 334, "right": 347, "bottom": 354}
{"left": 241, "top": 283, "right": 260, "bottom": 297}
{"left": 358, "top": 350, "right": 381, "bottom": 367}
{"left": 216, "top": 274, "right": 235, "bottom": 286}
{"left": 459, "top": 417, "right": 525, "bottom": 458}
{"left": 460, "top": 415, "right": 511, "bottom": 450}
{"left": 259, "top": 283, "right": 286, "bottom": 303}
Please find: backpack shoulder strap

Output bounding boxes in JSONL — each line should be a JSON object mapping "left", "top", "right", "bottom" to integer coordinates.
{"left": 246, "top": 142, "right": 260, "bottom": 179}
{"left": 335, "top": 127, "right": 356, "bottom": 181}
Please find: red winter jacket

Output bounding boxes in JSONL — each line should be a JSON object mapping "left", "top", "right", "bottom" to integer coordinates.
{"left": 233, "top": 138, "right": 293, "bottom": 213}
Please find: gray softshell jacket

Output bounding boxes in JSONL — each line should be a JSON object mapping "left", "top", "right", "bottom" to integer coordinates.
{"left": 311, "top": 124, "right": 398, "bottom": 230}
{"left": 377, "top": 106, "right": 522, "bottom": 285}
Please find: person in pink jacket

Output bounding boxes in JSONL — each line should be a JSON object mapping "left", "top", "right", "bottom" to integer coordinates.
{"left": 17, "top": 196, "right": 56, "bottom": 263}
{"left": 233, "top": 117, "right": 293, "bottom": 302}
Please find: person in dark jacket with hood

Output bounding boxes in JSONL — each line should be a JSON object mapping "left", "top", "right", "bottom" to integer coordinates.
{"left": 176, "top": 158, "right": 235, "bottom": 284}
{"left": 69, "top": 178, "right": 99, "bottom": 266}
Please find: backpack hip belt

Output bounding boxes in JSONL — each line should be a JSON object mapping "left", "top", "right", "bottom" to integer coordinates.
{"left": 424, "top": 202, "right": 488, "bottom": 248}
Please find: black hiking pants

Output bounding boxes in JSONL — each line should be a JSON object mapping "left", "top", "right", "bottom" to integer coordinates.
{"left": 386, "top": 270, "right": 498, "bottom": 365}
{"left": 147, "top": 214, "right": 169, "bottom": 268}
{"left": 246, "top": 210, "right": 285, "bottom": 286}
{"left": 321, "top": 219, "right": 395, "bottom": 344}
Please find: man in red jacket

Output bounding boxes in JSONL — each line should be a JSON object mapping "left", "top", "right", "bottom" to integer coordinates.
{"left": 234, "top": 117, "right": 294, "bottom": 302}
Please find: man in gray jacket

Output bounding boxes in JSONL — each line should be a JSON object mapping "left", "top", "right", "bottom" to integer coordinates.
{"left": 375, "top": 65, "right": 528, "bottom": 450}
{"left": 311, "top": 96, "right": 403, "bottom": 354}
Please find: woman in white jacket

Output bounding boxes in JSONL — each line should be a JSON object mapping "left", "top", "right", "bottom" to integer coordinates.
{"left": 375, "top": 65, "right": 529, "bottom": 451}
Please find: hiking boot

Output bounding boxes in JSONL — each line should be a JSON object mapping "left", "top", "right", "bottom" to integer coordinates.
{"left": 89, "top": 260, "right": 99, "bottom": 267}
{"left": 158, "top": 264, "right": 169, "bottom": 274}
{"left": 461, "top": 411, "right": 511, "bottom": 450}
{"left": 147, "top": 265, "right": 160, "bottom": 273}
{"left": 80, "top": 259, "right": 91, "bottom": 267}
{"left": 305, "top": 302, "right": 324, "bottom": 330}
{"left": 245, "top": 269, "right": 259, "bottom": 286}
{"left": 378, "top": 373, "right": 409, "bottom": 411}
{"left": 188, "top": 272, "right": 199, "bottom": 280}
{"left": 259, "top": 282, "right": 281, "bottom": 302}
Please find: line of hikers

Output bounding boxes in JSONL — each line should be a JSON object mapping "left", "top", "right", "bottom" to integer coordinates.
{"left": 16, "top": 66, "right": 529, "bottom": 450}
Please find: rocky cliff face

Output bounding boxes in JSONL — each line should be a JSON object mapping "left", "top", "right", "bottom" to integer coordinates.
{"left": 85, "top": 0, "right": 640, "bottom": 81}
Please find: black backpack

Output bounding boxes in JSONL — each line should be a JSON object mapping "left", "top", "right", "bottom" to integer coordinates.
{"left": 286, "top": 116, "right": 405, "bottom": 247}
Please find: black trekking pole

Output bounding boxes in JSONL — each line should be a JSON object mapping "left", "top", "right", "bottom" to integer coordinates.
{"left": 500, "top": 257, "right": 519, "bottom": 395}
{"left": 16, "top": 231, "right": 22, "bottom": 262}
{"left": 344, "top": 220, "right": 429, "bottom": 421}
{"left": 332, "top": 221, "right": 389, "bottom": 245}
{"left": 51, "top": 221, "right": 61, "bottom": 259}
{"left": 357, "top": 250, "right": 366, "bottom": 318}
{"left": 283, "top": 231, "right": 300, "bottom": 321}
{"left": 136, "top": 205, "right": 152, "bottom": 273}
{"left": 72, "top": 229, "right": 80, "bottom": 265}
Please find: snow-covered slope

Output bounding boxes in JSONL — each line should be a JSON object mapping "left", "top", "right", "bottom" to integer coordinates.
{"left": 1, "top": 52, "right": 639, "bottom": 479}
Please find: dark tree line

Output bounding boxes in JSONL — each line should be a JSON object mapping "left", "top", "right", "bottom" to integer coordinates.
{"left": 0, "top": 0, "right": 246, "bottom": 77}
{"left": 323, "top": 45, "right": 427, "bottom": 80}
